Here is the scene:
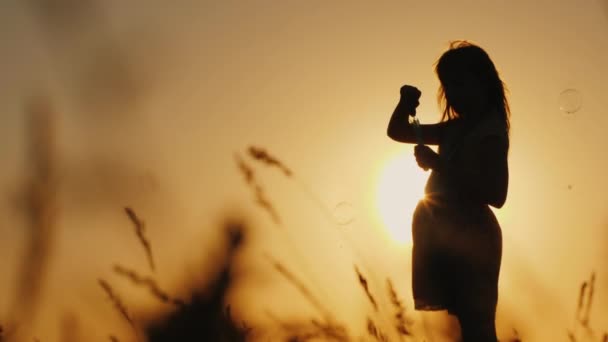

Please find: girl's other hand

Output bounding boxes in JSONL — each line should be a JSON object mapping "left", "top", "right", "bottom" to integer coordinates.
{"left": 414, "top": 145, "right": 439, "bottom": 171}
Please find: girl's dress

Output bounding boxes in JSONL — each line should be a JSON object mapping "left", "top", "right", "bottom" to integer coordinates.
{"left": 411, "top": 114, "right": 508, "bottom": 317}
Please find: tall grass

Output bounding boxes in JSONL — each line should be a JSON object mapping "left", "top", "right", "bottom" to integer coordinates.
{"left": 6, "top": 96, "right": 58, "bottom": 341}
{"left": 5, "top": 138, "right": 608, "bottom": 341}
{"left": 124, "top": 207, "right": 155, "bottom": 272}
{"left": 98, "top": 278, "right": 140, "bottom": 342}
{"left": 112, "top": 265, "right": 185, "bottom": 308}
{"left": 567, "top": 271, "right": 606, "bottom": 342}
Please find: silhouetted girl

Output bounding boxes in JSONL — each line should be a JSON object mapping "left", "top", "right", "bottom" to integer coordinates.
{"left": 387, "top": 41, "right": 510, "bottom": 342}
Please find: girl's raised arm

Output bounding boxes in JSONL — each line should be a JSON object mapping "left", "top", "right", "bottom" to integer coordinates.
{"left": 386, "top": 101, "right": 446, "bottom": 145}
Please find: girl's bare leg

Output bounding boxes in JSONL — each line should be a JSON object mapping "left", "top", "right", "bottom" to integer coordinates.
{"left": 455, "top": 309, "right": 498, "bottom": 342}
{"left": 420, "top": 311, "right": 461, "bottom": 342}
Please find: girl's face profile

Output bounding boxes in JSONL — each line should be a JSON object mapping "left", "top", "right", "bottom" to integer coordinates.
{"left": 443, "top": 70, "right": 488, "bottom": 119}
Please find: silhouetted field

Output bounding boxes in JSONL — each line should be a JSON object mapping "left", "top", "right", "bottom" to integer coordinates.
{"left": 2, "top": 109, "right": 606, "bottom": 342}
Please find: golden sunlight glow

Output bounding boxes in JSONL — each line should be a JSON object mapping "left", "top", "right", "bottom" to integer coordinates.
{"left": 375, "top": 151, "right": 428, "bottom": 245}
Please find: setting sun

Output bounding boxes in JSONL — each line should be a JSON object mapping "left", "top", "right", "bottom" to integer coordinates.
{"left": 375, "top": 150, "right": 429, "bottom": 245}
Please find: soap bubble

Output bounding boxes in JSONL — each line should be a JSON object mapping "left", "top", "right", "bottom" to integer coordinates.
{"left": 559, "top": 88, "right": 582, "bottom": 117}
{"left": 333, "top": 201, "right": 355, "bottom": 225}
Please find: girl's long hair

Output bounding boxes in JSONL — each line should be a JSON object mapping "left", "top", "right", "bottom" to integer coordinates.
{"left": 435, "top": 40, "right": 511, "bottom": 134}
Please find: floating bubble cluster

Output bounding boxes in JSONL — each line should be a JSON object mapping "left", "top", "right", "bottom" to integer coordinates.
{"left": 333, "top": 201, "right": 355, "bottom": 225}
{"left": 559, "top": 88, "right": 582, "bottom": 117}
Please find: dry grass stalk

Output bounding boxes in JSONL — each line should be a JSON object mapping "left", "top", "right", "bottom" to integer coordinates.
{"left": 576, "top": 281, "right": 588, "bottom": 321}
{"left": 266, "top": 256, "right": 330, "bottom": 320}
{"left": 124, "top": 207, "right": 155, "bottom": 272}
{"left": 246, "top": 146, "right": 339, "bottom": 225}
{"left": 387, "top": 279, "right": 411, "bottom": 336}
{"left": 265, "top": 312, "right": 314, "bottom": 340}
{"left": 11, "top": 97, "right": 58, "bottom": 329}
{"left": 602, "top": 332, "right": 607, "bottom": 342}
{"left": 108, "top": 335, "right": 120, "bottom": 342}
{"left": 235, "top": 153, "right": 281, "bottom": 224}
{"left": 247, "top": 146, "right": 293, "bottom": 177}
{"left": 266, "top": 312, "right": 348, "bottom": 342}
{"left": 98, "top": 279, "right": 136, "bottom": 332}
{"left": 113, "top": 264, "right": 185, "bottom": 307}
{"left": 581, "top": 272, "right": 595, "bottom": 327}
{"left": 235, "top": 152, "right": 254, "bottom": 185}
{"left": 355, "top": 266, "right": 378, "bottom": 311}
{"left": 310, "top": 319, "right": 349, "bottom": 341}
{"left": 570, "top": 272, "right": 601, "bottom": 341}
{"left": 366, "top": 318, "right": 388, "bottom": 342}
{"left": 253, "top": 184, "right": 281, "bottom": 224}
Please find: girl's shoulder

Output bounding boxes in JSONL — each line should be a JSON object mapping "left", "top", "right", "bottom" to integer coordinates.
{"left": 448, "top": 114, "right": 509, "bottom": 151}
{"left": 439, "top": 112, "right": 508, "bottom": 148}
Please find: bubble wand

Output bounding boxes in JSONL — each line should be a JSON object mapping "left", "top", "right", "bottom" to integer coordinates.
{"left": 409, "top": 115, "right": 429, "bottom": 171}
{"left": 410, "top": 116, "right": 423, "bottom": 145}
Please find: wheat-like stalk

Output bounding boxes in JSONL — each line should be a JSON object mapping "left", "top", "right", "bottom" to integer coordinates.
{"left": 246, "top": 146, "right": 341, "bottom": 227}
{"left": 386, "top": 278, "right": 411, "bottom": 337}
{"left": 234, "top": 153, "right": 281, "bottom": 224}
{"left": 355, "top": 266, "right": 378, "bottom": 311}
{"left": 247, "top": 146, "right": 292, "bottom": 177}
{"left": 99, "top": 279, "right": 133, "bottom": 326}
{"left": 366, "top": 317, "right": 389, "bottom": 342}
{"left": 98, "top": 278, "right": 140, "bottom": 342}
{"left": 570, "top": 271, "right": 602, "bottom": 341}
{"left": 124, "top": 207, "right": 155, "bottom": 272}
{"left": 576, "top": 281, "right": 588, "bottom": 322}
{"left": 581, "top": 272, "right": 595, "bottom": 327}
{"left": 310, "top": 319, "right": 349, "bottom": 341}
{"left": 266, "top": 255, "right": 330, "bottom": 320}
{"left": 113, "top": 264, "right": 185, "bottom": 307}
{"left": 266, "top": 312, "right": 349, "bottom": 341}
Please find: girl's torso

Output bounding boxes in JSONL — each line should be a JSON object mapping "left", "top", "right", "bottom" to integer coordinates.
{"left": 424, "top": 114, "right": 508, "bottom": 206}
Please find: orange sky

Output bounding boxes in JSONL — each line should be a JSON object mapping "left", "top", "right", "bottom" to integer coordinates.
{"left": 1, "top": 1, "right": 608, "bottom": 340}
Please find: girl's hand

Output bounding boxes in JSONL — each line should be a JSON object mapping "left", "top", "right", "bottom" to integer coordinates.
{"left": 399, "top": 85, "right": 421, "bottom": 116}
{"left": 414, "top": 145, "right": 439, "bottom": 171}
